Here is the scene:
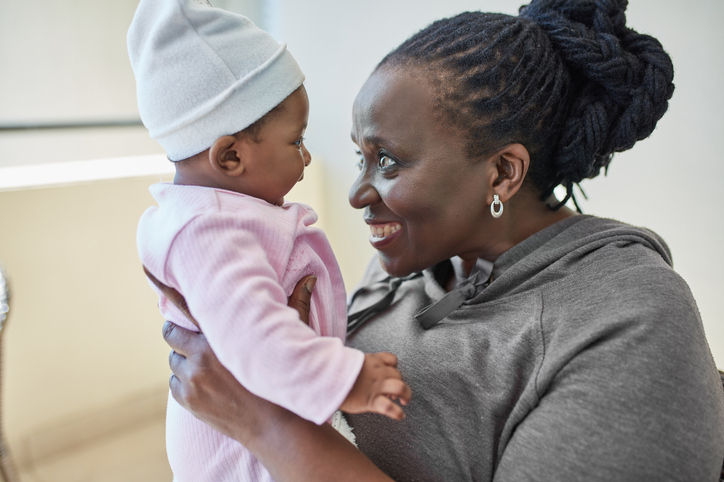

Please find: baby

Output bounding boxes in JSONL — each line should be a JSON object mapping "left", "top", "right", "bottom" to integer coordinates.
{"left": 128, "top": 1, "right": 411, "bottom": 481}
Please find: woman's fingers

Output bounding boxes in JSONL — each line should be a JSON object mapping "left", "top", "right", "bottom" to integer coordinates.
{"left": 162, "top": 320, "right": 200, "bottom": 357}
{"left": 162, "top": 320, "right": 243, "bottom": 433}
{"left": 144, "top": 265, "right": 200, "bottom": 329}
{"left": 163, "top": 321, "right": 199, "bottom": 402}
{"left": 288, "top": 274, "right": 316, "bottom": 326}
{"left": 168, "top": 347, "right": 187, "bottom": 375}
{"left": 169, "top": 373, "right": 186, "bottom": 407}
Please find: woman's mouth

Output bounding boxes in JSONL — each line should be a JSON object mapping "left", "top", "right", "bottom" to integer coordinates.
{"left": 368, "top": 222, "right": 402, "bottom": 248}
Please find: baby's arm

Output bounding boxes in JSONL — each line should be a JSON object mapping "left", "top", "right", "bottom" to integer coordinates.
{"left": 340, "top": 352, "right": 412, "bottom": 420}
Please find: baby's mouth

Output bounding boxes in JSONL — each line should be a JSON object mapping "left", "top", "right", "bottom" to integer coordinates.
{"left": 370, "top": 223, "right": 402, "bottom": 238}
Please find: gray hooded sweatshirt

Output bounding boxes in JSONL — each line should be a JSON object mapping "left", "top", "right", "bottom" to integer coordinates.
{"left": 346, "top": 215, "right": 724, "bottom": 482}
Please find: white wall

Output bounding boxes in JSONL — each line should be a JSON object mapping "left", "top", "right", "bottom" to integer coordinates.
{"left": 276, "top": 0, "right": 724, "bottom": 366}
{"left": 0, "top": 0, "right": 162, "bottom": 167}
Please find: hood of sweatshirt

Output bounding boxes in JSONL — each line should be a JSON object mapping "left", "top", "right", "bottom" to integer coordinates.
{"left": 475, "top": 215, "right": 672, "bottom": 303}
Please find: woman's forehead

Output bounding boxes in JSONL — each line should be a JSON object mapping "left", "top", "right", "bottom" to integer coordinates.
{"left": 352, "top": 68, "right": 438, "bottom": 146}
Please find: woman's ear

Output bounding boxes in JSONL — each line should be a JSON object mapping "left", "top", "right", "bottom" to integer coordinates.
{"left": 208, "top": 135, "right": 245, "bottom": 177}
{"left": 490, "top": 143, "right": 530, "bottom": 203}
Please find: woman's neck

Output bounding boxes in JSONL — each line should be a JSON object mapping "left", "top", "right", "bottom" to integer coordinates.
{"left": 466, "top": 190, "right": 578, "bottom": 265}
{"left": 445, "top": 197, "right": 574, "bottom": 292}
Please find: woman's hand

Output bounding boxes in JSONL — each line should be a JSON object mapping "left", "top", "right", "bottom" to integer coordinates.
{"left": 163, "top": 321, "right": 265, "bottom": 442}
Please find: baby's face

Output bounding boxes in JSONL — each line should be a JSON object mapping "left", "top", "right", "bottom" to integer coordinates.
{"left": 242, "top": 86, "right": 311, "bottom": 205}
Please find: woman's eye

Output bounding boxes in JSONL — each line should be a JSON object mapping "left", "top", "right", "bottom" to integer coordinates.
{"left": 355, "top": 150, "right": 364, "bottom": 171}
{"left": 378, "top": 155, "right": 396, "bottom": 169}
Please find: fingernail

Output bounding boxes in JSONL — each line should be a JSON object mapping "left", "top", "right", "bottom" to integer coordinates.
{"left": 304, "top": 276, "right": 317, "bottom": 293}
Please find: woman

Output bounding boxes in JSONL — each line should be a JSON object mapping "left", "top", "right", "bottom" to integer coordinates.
{"left": 160, "top": 0, "right": 724, "bottom": 480}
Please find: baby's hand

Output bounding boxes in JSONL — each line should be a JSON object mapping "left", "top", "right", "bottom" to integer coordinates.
{"left": 340, "top": 352, "right": 412, "bottom": 420}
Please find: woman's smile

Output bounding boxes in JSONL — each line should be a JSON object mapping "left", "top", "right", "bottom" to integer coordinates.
{"left": 369, "top": 222, "right": 402, "bottom": 239}
{"left": 368, "top": 222, "right": 403, "bottom": 249}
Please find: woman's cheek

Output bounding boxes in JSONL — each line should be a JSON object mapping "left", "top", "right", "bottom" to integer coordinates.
{"left": 385, "top": 181, "right": 438, "bottom": 219}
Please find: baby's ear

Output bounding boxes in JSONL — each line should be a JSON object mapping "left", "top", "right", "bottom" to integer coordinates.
{"left": 208, "top": 135, "right": 245, "bottom": 176}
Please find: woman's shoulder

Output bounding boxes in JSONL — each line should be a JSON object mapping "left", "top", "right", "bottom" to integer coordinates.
{"left": 535, "top": 215, "right": 695, "bottom": 326}
{"left": 534, "top": 218, "right": 712, "bottom": 396}
{"left": 557, "top": 216, "right": 685, "bottom": 301}
{"left": 489, "top": 214, "right": 703, "bottom": 354}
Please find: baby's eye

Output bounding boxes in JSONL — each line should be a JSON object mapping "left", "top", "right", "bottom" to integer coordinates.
{"left": 379, "top": 155, "right": 396, "bottom": 169}
{"left": 294, "top": 137, "right": 305, "bottom": 147}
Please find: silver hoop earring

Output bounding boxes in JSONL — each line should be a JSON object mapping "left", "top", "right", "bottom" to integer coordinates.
{"left": 490, "top": 194, "right": 504, "bottom": 218}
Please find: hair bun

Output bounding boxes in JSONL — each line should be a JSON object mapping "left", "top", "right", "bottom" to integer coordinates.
{"left": 520, "top": 0, "right": 674, "bottom": 194}
{"left": 520, "top": 0, "right": 628, "bottom": 36}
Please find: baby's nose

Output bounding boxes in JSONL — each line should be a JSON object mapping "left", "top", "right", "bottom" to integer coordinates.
{"left": 303, "top": 146, "right": 311, "bottom": 166}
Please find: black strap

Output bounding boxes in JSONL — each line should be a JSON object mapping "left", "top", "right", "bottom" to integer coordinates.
{"left": 414, "top": 283, "right": 475, "bottom": 329}
{"left": 414, "top": 271, "right": 491, "bottom": 329}
{"left": 347, "top": 273, "right": 422, "bottom": 336}
{"left": 347, "top": 270, "right": 492, "bottom": 334}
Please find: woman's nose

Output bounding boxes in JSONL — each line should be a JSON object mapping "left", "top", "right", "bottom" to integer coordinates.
{"left": 348, "top": 171, "right": 380, "bottom": 209}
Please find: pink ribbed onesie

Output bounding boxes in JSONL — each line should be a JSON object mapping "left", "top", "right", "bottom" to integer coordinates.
{"left": 137, "top": 183, "right": 365, "bottom": 482}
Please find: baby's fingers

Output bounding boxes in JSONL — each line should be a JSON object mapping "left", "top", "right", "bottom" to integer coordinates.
{"left": 371, "top": 395, "right": 406, "bottom": 421}
{"left": 380, "top": 378, "right": 412, "bottom": 406}
{"left": 375, "top": 351, "right": 398, "bottom": 367}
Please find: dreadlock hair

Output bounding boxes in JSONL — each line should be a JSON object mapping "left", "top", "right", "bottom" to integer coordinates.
{"left": 376, "top": 0, "right": 675, "bottom": 210}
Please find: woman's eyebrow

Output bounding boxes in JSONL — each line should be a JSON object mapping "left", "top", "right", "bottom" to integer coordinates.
{"left": 351, "top": 134, "right": 394, "bottom": 150}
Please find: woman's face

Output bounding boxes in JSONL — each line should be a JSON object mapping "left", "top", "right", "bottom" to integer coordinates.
{"left": 349, "top": 67, "right": 498, "bottom": 277}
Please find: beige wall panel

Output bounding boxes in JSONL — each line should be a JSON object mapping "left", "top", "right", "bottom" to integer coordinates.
{"left": 0, "top": 177, "right": 171, "bottom": 463}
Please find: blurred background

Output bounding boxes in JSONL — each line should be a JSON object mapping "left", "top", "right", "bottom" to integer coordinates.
{"left": 0, "top": 0, "right": 722, "bottom": 480}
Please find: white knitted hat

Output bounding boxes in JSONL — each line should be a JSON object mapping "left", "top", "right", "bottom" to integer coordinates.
{"left": 127, "top": 0, "right": 305, "bottom": 161}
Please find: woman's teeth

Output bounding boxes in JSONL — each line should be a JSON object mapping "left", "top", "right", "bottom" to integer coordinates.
{"left": 370, "top": 223, "right": 401, "bottom": 238}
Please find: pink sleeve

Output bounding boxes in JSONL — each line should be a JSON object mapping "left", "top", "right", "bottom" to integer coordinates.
{"left": 165, "top": 212, "right": 364, "bottom": 425}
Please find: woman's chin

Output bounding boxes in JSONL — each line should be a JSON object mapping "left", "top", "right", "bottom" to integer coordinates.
{"left": 377, "top": 253, "right": 419, "bottom": 278}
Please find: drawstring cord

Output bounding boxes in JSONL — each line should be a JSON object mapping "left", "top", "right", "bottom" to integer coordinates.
{"left": 347, "top": 273, "right": 422, "bottom": 336}
{"left": 414, "top": 271, "right": 491, "bottom": 329}
{"left": 347, "top": 270, "right": 492, "bottom": 334}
